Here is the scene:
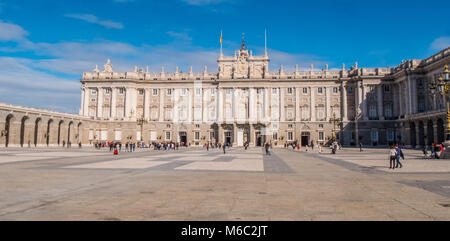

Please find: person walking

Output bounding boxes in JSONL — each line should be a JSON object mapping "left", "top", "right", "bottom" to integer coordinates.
{"left": 359, "top": 142, "right": 363, "bottom": 152}
{"left": 389, "top": 146, "right": 397, "bottom": 169}
{"left": 222, "top": 143, "right": 226, "bottom": 154}
{"left": 395, "top": 144, "right": 403, "bottom": 168}
{"left": 265, "top": 143, "right": 271, "bottom": 156}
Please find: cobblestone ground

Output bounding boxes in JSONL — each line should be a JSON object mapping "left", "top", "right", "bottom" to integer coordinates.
{"left": 0, "top": 146, "right": 449, "bottom": 220}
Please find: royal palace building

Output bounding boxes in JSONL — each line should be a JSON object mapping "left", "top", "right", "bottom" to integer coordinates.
{"left": 1, "top": 40, "right": 449, "bottom": 148}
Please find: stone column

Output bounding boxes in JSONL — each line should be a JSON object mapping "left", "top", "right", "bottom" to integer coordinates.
{"left": 264, "top": 88, "right": 269, "bottom": 122}
{"left": 233, "top": 88, "right": 238, "bottom": 122}
{"left": 249, "top": 124, "right": 255, "bottom": 146}
{"left": 218, "top": 124, "right": 223, "bottom": 144}
{"left": 97, "top": 87, "right": 103, "bottom": 119}
{"left": 218, "top": 88, "right": 224, "bottom": 124}
{"left": 295, "top": 87, "right": 300, "bottom": 122}
{"left": 80, "top": 88, "right": 85, "bottom": 115}
{"left": 412, "top": 78, "right": 418, "bottom": 114}
{"left": 342, "top": 84, "right": 348, "bottom": 121}
{"left": 249, "top": 88, "right": 256, "bottom": 123}
{"left": 144, "top": 88, "right": 150, "bottom": 120}
{"left": 326, "top": 87, "right": 331, "bottom": 121}
{"left": 130, "top": 87, "right": 137, "bottom": 121}
{"left": 398, "top": 83, "right": 403, "bottom": 116}
{"left": 361, "top": 83, "right": 368, "bottom": 120}
{"left": 189, "top": 88, "right": 193, "bottom": 123}
{"left": 377, "top": 84, "right": 384, "bottom": 120}
{"left": 202, "top": 89, "right": 208, "bottom": 123}
{"left": 83, "top": 87, "right": 89, "bottom": 117}
{"left": 159, "top": 88, "right": 164, "bottom": 122}
{"left": 233, "top": 123, "right": 238, "bottom": 146}
{"left": 310, "top": 87, "right": 316, "bottom": 121}
{"left": 280, "top": 88, "right": 285, "bottom": 122}
{"left": 111, "top": 88, "right": 117, "bottom": 119}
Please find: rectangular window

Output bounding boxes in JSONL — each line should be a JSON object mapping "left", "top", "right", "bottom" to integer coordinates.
{"left": 210, "top": 131, "right": 215, "bottom": 139}
{"left": 165, "top": 131, "right": 171, "bottom": 140}
{"left": 272, "top": 88, "right": 278, "bottom": 94}
{"left": 384, "top": 85, "right": 390, "bottom": 93}
{"left": 91, "top": 98, "right": 96, "bottom": 102}
{"left": 139, "top": 89, "right": 144, "bottom": 95}
{"left": 119, "top": 88, "right": 124, "bottom": 94}
{"left": 226, "top": 89, "right": 232, "bottom": 95}
{"left": 105, "top": 88, "right": 110, "bottom": 94}
{"left": 319, "top": 132, "right": 324, "bottom": 141}
{"left": 211, "top": 89, "right": 215, "bottom": 95}
{"left": 333, "top": 87, "right": 338, "bottom": 93}
{"left": 91, "top": 89, "right": 97, "bottom": 95}
{"left": 152, "top": 89, "right": 158, "bottom": 95}
{"left": 302, "top": 88, "right": 308, "bottom": 94}
{"left": 181, "top": 89, "right": 187, "bottom": 96}
{"left": 195, "top": 132, "right": 200, "bottom": 140}
{"left": 348, "top": 87, "right": 353, "bottom": 94}
{"left": 196, "top": 89, "right": 201, "bottom": 95}
{"left": 318, "top": 87, "right": 323, "bottom": 94}
{"left": 167, "top": 89, "right": 172, "bottom": 95}
{"left": 287, "top": 88, "right": 293, "bottom": 94}
{"left": 288, "top": 132, "right": 293, "bottom": 141}
{"left": 273, "top": 132, "right": 278, "bottom": 141}
{"left": 369, "top": 85, "right": 375, "bottom": 92}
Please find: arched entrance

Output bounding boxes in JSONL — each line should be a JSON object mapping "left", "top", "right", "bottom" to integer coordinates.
{"left": 409, "top": 122, "right": 416, "bottom": 147}
{"left": 301, "top": 132, "right": 310, "bottom": 147}
{"left": 46, "top": 119, "right": 53, "bottom": 146}
{"left": 68, "top": 121, "right": 73, "bottom": 146}
{"left": 20, "top": 116, "right": 29, "bottom": 147}
{"left": 427, "top": 120, "right": 434, "bottom": 145}
{"left": 5, "top": 114, "right": 13, "bottom": 148}
{"left": 34, "top": 118, "right": 41, "bottom": 147}
{"left": 57, "top": 120, "right": 64, "bottom": 146}
{"left": 437, "top": 118, "right": 445, "bottom": 144}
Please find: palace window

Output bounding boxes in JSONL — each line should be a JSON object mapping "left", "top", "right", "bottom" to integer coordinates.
{"left": 181, "top": 89, "right": 187, "bottom": 96}
{"left": 302, "top": 88, "right": 308, "bottom": 94}
{"left": 105, "top": 88, "right": 110, "bottom": 94}
{"left": 288, "top": 132, "right": 294, "bottom": 141}
{"left": 119, "top": 88, "right": 124, "bottom": 94}
{"left": 318, "top": 87, "right": 323, "bottom": 94}
{"left": 91, "top": 89, "right": 97, "bottom": 95}
{"left": 369, "top": 105, "right": 377, "bottom": 119}
{"left": 165, "top": 132, "right": 171, "bottom": 140}
{"left": 91, "top": 98, "right": 96, "bottom": 102}
{"left": 288, "top": 124, "right": 293, "bottom": 128}
{"left": 319, "top": 124, "right": 324, "bottom": 129}
{"left": 287, "top": 88, "right": 293, "bottom": 94}
{"left": 196, "top": 89, "right": 201, "bottom": 95}
{"left": 152, "top": 89, "right": 158, "bottom": 96}
{"left": 139, "top": 89, "right": 144, "bottom": 95}
{"left": 211, "top": 89, "right": 215, "bottom": 95}
{"left": 210, "top": 131, "right": 215, "bottom": 140}
{"left": 319, "top": 132, "right": 324, "bottom": 141}
{"left": 348, "top": 87, "right": 353, "bottom": 94}
{"left": 272, "top": 88, "right": 278, "bottom": 94}
{"left": 387, "top": 130, "right": 395, "bottom": 142}
{"left": 333, "top": 87, "right": 339, "bottom": 94}
{"left": 384, "top": 104, "right": 392, "bottom": 118}
{"left": 273, "top": 132, "right": 278, "bottom": 141}
{"left": 317, "top": 107, "right": 325, "bottom": 121}
{"left": 369, "top": 85, "right": 375, "bottom": 92}
{"left": 384, "top": 85, "right": 391, "bottom": 93}
{"left": 195, "top": 132, "right": 200, "bottom": 140}
{"left": 167, "top": 89, "right": 172, "bottom": 95}
{"left": 226, "top": 89, "right": 232, "bottom": 95}
{"left": 195, "top": 124, "right": 200, "bottom": 128}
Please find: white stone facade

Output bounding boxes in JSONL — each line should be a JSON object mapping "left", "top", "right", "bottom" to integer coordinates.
{"left": 1, "top": 44, "right": 449, "bottom": 148}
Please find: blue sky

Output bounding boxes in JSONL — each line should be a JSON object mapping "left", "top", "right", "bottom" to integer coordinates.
{"left": 0, "top": 0, "right": 449, "bottom": 113}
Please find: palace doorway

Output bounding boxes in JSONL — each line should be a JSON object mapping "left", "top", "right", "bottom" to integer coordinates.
{"left": 301, "top": 132, "right": 310, "bottom": 147}
{"left": 225, "top": 131, "right": 232, "bottom": 145}
{"left": 179, "top": 132, "right": 187, "bottom": 146}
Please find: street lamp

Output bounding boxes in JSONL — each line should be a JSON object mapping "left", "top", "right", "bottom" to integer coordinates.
{"left": 430, "top": 65, "right": 450, "bottom": 158}
{"left": 329, "top": 113, "right": 341, "bottom": 142}
{"left": 136, "top": 117, "right": 148, "bottom": 141}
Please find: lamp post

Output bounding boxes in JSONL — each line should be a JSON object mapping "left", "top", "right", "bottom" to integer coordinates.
{"left": 329, "top": 113, "right": 341, "bottom": 142}
{"left": 430, "top": 65, "right": 450, "bottom": 158}
{"left": 136, "top": 117, "right": 148, "bottom": 141}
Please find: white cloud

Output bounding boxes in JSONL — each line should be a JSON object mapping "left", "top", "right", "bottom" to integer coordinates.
{"left": 430, "top": 36, "right": 450, "bottom": 51}
{"left": 65, "top": 14, "right": 123, "bottom": 29}
{"left": 166, "top": 31, "right": 192, "bottom": 41}
{"left": 0, "top": 20, "right": 28, "bottom": 41}
{"left": 181, "top": 0, "right": 231, "bottom": 5}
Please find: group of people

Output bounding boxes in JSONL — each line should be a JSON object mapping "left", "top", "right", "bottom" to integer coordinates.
{"left": 389, "top": 144, "right": 405, "bottom": 169}
{"left": 422, "top": 142, "right": 445, "bottom": 159}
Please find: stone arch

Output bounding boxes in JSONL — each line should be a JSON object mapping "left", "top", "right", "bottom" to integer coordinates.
{"left": 20, "top": 116, "right": 29, "bottom": 147}
{"left": 46, "top": 119, "right": 53, "bottom": 146}
{"left": 409, "top": 122, "right": 416, "bottom": 147}
{"left": 57, "top": 120, "right": 64, "bottom": 146}
{"left": 427, "top": 120, "right": 434, "bottom": 146}
{"left": 34, "top": 117, "right": 42, "bottom": 147}
{"left": 437, "top": 118, "right": 444, "bottom": 144}
{"left": 418, "top": 121, "right": 425, "bottom": 147}
{"left": 5, "top": 114, "right": 14, "bottom": 148}
{"left": 67, "top": 121, "right": 74, "bottom": 146}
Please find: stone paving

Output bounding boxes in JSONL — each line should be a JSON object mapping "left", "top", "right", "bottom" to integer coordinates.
{"left": 0, "top": 147, "right": 449, "bottom": 220}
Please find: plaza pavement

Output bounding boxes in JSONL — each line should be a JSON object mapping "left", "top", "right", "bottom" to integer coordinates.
{"left": 0, "top": 146, "right": 449, "bottom": 220}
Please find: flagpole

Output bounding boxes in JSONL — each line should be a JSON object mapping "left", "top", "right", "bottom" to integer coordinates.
{"left": 220, "top": 30, "right": 223, "bottom": 57}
